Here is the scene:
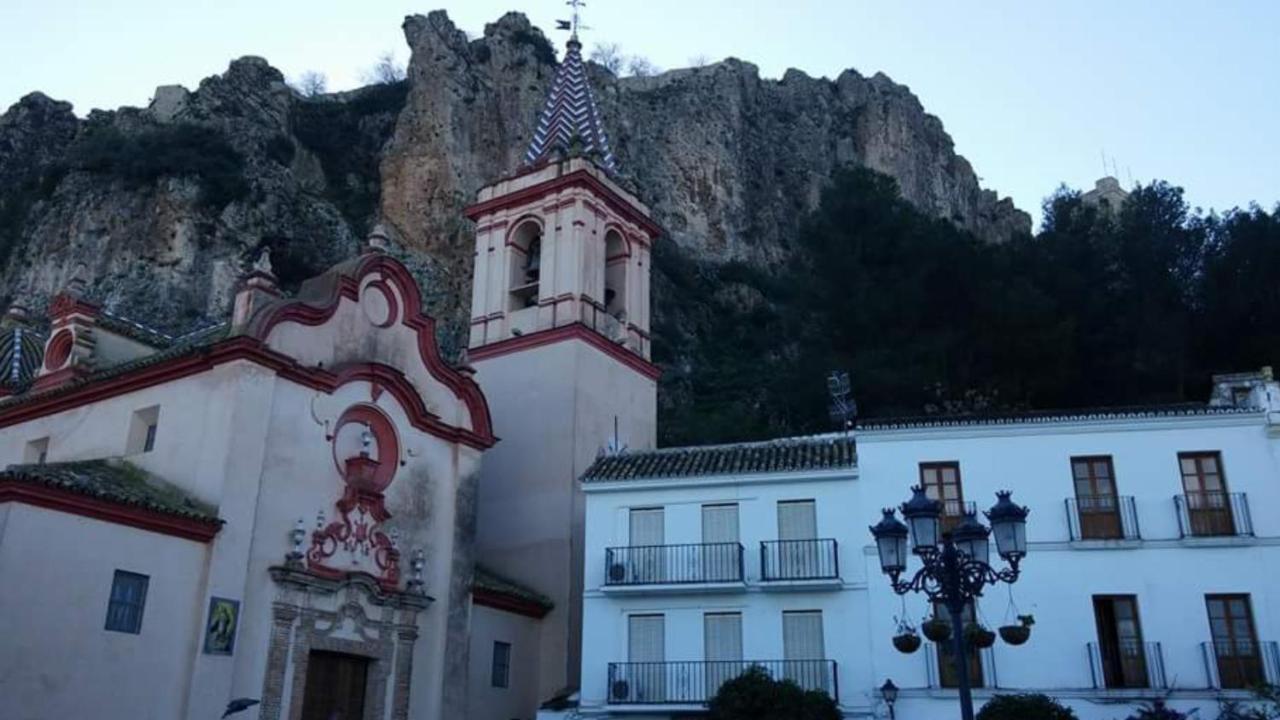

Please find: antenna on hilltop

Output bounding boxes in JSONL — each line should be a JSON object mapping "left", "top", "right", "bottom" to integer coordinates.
{"left": 827, "top": 370, "right": 857, "bottom": 433}
{"left": 557, "top": 0, "right": 590, "bottom": 40}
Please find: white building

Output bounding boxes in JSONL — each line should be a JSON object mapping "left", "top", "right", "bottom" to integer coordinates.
{"left": 577, "top": 369, "right": 1280, "bottom": 719}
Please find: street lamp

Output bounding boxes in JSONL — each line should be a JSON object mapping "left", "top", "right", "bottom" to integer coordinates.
{"left": 870, "top": 488, "right": 1030, "bottom": 720}
{"left": 879, "top": 678, "right": 899, "bottom": 719}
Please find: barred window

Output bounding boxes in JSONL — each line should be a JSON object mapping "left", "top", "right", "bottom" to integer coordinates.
{"left": 491, "top": 641, "right": 511, "bottom": 688}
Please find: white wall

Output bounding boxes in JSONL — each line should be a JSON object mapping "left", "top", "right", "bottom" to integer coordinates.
{"left": 0, "top": 504, "right": 211, "bottom": 720}
{"left": 468, "top": 604, "right": 544, "bottom": 720}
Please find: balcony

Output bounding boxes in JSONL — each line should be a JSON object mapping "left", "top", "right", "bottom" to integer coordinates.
{"left": 1088, "top": 641, "right": 1167, "bottom": 690}
{"left": 1066, "top": 496, "right": 1141, "bottom": 542}
{"left": 760, "top": 539, "right": 841, "bottom": 589}
{"left": 606, "top": 660, "right": 838, "bottom": 705}
{"left": 1174, "top": 492, "right": 1253, "bottom": 539}
{"left": 603, "top": 543, "right": 745, "bottom": 593}
{"left": 941, "top": 500, "right": 977, "bottom": 534}
{"left": 1202, "top": 640, "right": 1280, "bottom": 689}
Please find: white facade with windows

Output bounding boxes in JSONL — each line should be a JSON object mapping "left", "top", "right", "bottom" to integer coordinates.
{"left": 576, "top": 370, "right": 1280, "bottom": 719}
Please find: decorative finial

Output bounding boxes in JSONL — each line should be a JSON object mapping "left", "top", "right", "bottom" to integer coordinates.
{"left": 287, "top": 517, "right": 307, "bottom": 565}
{"left": 406, "top": 548, "right": 426, "bottom": 593}
{"left": 558, "top": 0, "right": 588, "bottom": 42}
{"left": 365, "top": 224, "right": 391, "bottom": 254}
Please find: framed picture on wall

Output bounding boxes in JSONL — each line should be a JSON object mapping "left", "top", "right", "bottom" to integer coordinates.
{"left": 203, "top": 597, "right": 240, "bottom": 655}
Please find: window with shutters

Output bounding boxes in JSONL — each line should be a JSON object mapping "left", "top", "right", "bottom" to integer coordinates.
{"left": 628, "top": 614, "right": 665, "bottom": 702}
{"left": 704, "top": 612, "right": 743, "bottom": 696}
{"left": 776, "top": 500, "right": 819, "bottom": 579}
{"left": 627, "top": 507, "right": 665, "bottom": 583}
{"left": 1093, "top": 595, "right": 1148, "bottom": 688}
{"left": 701, "top": 504, "right": 740, "bottom": 581}
{"left": 1180, "top": 452, "right": 1235, "bottom": 536}
{"left": 104, "top": 570, "right": 149, "bottom": 634}
{"left": 1206, "top": 594, "right": 1263, "bottom": 688}
{"left": 782, "top": 610, "right": 829, "bottom": 694}
{"left": 919, "top": 462, "right": 966, "bottom": 533}
{"left": 1073, "top": 456, "right": 1122, "bottom": 539}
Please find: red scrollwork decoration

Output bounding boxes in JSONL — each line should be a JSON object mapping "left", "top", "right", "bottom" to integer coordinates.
{"left": 307, "top": 454, "right": 401, "bottom": 589}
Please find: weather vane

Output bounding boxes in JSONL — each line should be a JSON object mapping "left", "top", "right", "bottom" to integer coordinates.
{"left": 556, "top": 0, "right": 589, "bottom": 39}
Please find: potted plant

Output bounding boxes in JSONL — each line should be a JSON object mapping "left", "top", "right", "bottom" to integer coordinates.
{"left": 999, "top": 614, "right": 1034, "bottom": 646}
{"left": 922, "top": 614, "right": 952, "bottom": 642}
{"left": 892, "top": 619, "right": 922, "bottom": 654}
{"left": 965, "top": 622, "right": 997, "bottom": 649}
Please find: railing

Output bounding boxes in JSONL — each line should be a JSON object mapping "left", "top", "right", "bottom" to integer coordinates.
{"left": 1088, "top": 640, "right": 1166, "bottom": 689}
{"left": 604, "top": 543, "right": 744, "bottom": 586}
{"left": 760, "top": 539, "right": 840, "bottom": 581}
{"left": 1202, "top": 640, "right": 1280, "bottom": 689}
{"left": 606, "top": 660, "right": 838, "bottom": 704}
{"left": 941, "top": 500, "right": 977, "bottom": 533}
{"left": 1066, "top": 496, "right": 1141, "bottom": 541}
{"left": 1174, "top": 492, "right": 1253, "bottom": 538}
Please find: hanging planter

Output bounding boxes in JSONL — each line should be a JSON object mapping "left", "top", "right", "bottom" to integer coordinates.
{"left": 964, "top": 622, "right": 997, "bottom": 649}
{"left": 999, "top": 614, "right": 1034, "bottom": 646}
{"left": 892, "top": 618, "right": 922, "bottom": 654}
{"left": 921, "top": 615, "right": 952, "bottom": 642}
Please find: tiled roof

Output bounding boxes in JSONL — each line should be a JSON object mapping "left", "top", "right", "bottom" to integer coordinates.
{"left": 0, "top": 325, "right": 44, "bottom": 389}
{"left": 0, "top": 459, "right": 221, "bottom": 524}
{"left": 856, "top": 403, "right": 1261, "bottom": 431}
{"left": 524, "top": 38, "right": 616, "bottom": 172}
{"left": 582, "top": 434, "right": 858, "bottom": 483}
{"left": 472, "top": 564, "right": 554, "bottom": 611}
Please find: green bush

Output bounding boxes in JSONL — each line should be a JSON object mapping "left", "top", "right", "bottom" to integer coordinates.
{"left": 706, "top": 666, "right": 839, "bottom": 720}
{"left": 1124, "top": 699, "right": 1196, "bottom": 720}
{"left": 977, "top": 693, "right": 1078, "bottom": 720}
{"left": 67, "top": 123, "right": 248, "bottom": 208}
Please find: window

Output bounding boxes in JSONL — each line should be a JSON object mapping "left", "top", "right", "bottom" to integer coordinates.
{"left": 701, "top": 504, "right": 740, "bottom": 582}
{"left": 776, "top": 500, "right": 820, "bottom": 579}
{"left": 704, "top": 613, "right": 743, "bottom": 695}
{"left": 777, "top": 500, "right": 817, "bottom": 541}
{"left": 1180, "top": 452, "right": 1234, "bottom": 536}
{"left": 507, "top": 221, "right": 542, "bottom": 310}
{"left": 104, "top": 570, "right": 149, "bottom": 634}
{"left": 1073, "top": 456, "right": 1121, "bottom": 539}
{"left": 627, "top": 614, "right": 665, "bottom": 702}
{"left": 920, "top": 462, "right": 966, "bottom": 533}
{"left": 491, "top": 641, "right": 512, "bottom": 688}
{"left": 1094, "top": 595, "right": 1148, "bottom": 688}
{"left": 782, "top": 610, "right": 832, "bottom": 694}
{"left": 23, "top": 437, "right": 48, "bottom": 464}
{"left": 1207, "top": 594, "right": 1263, "bottom": 689}
{"left": 934, "top": 601, "right": 984, "bottom": 688}
{"left": 126, "top": 405, "right": 160, "bottom": 455}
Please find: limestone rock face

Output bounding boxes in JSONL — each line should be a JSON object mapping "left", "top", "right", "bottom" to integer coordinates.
{"left": 0, "top": 10, "right": 1028, "bottom": 348}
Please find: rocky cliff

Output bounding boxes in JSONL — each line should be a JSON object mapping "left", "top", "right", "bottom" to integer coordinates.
{"left": 0, "top": 9, "right": 1029, "bottom": 400}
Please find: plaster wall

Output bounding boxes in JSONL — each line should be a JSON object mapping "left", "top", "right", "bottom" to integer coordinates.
{"left": 468, "top": 604, "right": 545, "bottom": 720}
{"left": 0, "top": 503, "right": 210, "bottom": 720}
{"left": 474, "top": 338, "right": 657, "bottom": 703}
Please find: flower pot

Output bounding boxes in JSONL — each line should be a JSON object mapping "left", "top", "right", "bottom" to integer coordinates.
{"left": 893, "top": 632, "right": 922, "bottom": 654}
{"left": 922, "top": 617, "right": 952, "bottom": 642}
{"left": 999, "top": 624, "right": 1031, "bottom": 646}
{"left": 965, "top": 624, "right": 996, "bottom": 649}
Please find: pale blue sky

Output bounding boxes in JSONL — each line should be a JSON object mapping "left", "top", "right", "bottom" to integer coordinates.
{"left": 2, "top": 1, "right": 1277, "bottom": 226}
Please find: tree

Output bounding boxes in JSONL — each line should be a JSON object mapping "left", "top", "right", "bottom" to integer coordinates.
{"left": 590, "top": 42, "right": 624, "bottom": 74}
{"left": 976, "top": 693, "right": 1078, "bottom": 720}
{"left": 626, "top": 55, "right": 660, "bottom": 77}
{"left": 706, "top": 666, "right": 840, "bottom": 720}
{"left": 363, "top": 51, "right": 407, "bottom": 85}
{"left": 293, "top": 71, "right": 328, "bottom": 97}
{"left": 688, "top": 54, "right": 713, "bottom": 67}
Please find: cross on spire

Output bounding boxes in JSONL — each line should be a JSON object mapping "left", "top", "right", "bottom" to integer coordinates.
{"left": 563, "top": 0, "right": 587, "bottom": 40}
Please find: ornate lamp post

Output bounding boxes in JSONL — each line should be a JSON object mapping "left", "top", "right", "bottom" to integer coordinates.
{"left": 870, "top": 487, "right": 1029, "bottom": 720}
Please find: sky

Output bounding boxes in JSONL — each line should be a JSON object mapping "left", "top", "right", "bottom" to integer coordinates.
{"left": 2, "top": 1, "right": 1278, "bottom": 227}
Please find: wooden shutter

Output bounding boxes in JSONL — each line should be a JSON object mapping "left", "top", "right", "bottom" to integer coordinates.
{"left": 629, "top": 615, "right": 665, "bottom": 662}
{"left": 777, "top": 500, "right": 817, "bottom": 540}
{"left": 702, "top": 504, "right": 739, "bottom": 544}
{"left": 704, "top": 613, "right": 743, "bottom": 661}
{"left": 783, "top": 611, "right": 825, "bottom": 659}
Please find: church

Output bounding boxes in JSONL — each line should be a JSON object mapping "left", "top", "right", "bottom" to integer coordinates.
{"left": 0, "top": 27, "right": 650, "bottom": 720}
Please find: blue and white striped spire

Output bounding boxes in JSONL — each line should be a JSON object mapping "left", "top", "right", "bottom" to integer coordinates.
{"left": 523, "top": 6, "right": 617, "bottom": 172}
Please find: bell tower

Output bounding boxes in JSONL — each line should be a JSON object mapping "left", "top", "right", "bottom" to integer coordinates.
{"left": 465, "top": 31, "right": 660, "bottom": 701}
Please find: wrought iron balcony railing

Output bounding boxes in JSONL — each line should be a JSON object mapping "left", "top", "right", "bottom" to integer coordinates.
{"left": 1066, "top": 495, "right": 1141, "bottom": 541}
{"left": 604, "top": 543, "right": 744, "bottom": 586}
{"left": 941, "top": 500, "right": 977, "bottom": 533}
{"left": 1202, "top": 640, "right": 1280, "bottom": 689}
{"left": 606, "top": 660, "right": 838, "bottom": 704}
{"left": 760, "top": 539, "right": 840, "bottom": 582}
{"left": 1088, "top": 640, "right": 1166, "bottom": 689}
{"left": 1175, "top": 492, "right": 1253, "bottom": 538}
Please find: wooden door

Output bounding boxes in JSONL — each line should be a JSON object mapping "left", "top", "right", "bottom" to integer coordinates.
{"left": 1094, "top": 596, "right": 1148, "bottom": 688}
{"left": 1073, "top": 457, "right": 1122, "bottom": 539}
{"left": 1180, "top": 453, "right": 1234, "bottom": 536}
{"left": 934, "top": 602, "right": 984, "bottom": 688}
{"left": 1207, "top": 594, "right": 1262, "bottom": 688}
{"left": 920, "top": 463, "right": 965, "bottom": 533}
{"left": 299, "top": 651, "right": 369, "bottom": 720}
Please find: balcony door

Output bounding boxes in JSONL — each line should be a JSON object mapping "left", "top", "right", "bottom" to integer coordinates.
{"left": 783, "top": 611, "right": 828, "bottom": 693}
{"left": 1094, "top": 595, "right": 1148, "bottom": 688}
{"left": 1073, "top": 456, "right": 1122, "bottom": 539}
{"left": 1207, "top": 594, "right": 1262, "bottom": 689}
{"left": 777, "top": 500, "right": 818, "bottom": 578}
{"left": 704, "top": 612, "right": 743, "bottom": 699}
{"left": 629, "top": 507, "right": 664, "bottom": 583}
{"left": 702, "top": 504, "right": 740, "bottom": 582}
{"left": 920, "top": 462, "right": 965, "bottom": 533}
{"left": 1180, "top": 452, "right": 1234, "bottom": 536}
{"left": 628, "top": 614, "right": 666, "bottom": 702}
{"left": 934, "top": 601, "right": 984, "bottom": 688}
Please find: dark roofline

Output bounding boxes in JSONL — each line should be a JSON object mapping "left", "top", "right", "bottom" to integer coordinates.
{"left": 582, "top": 433, "right": 858, "bottom": 484}
{"left": 472, "top": 564, "right": 554, "bottom": 619}
{"left": 855, "top": 403, "right": 1261, "bottom": 431}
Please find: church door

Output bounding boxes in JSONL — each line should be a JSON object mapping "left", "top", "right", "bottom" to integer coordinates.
{"left": 300, "top": 651, "right": 370, "bottom": 720}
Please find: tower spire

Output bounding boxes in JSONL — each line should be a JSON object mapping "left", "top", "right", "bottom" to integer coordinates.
{"left": 524, "top": 1, "right": 617, "bottom": 172}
